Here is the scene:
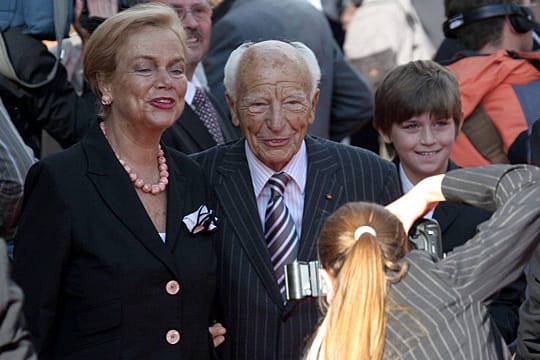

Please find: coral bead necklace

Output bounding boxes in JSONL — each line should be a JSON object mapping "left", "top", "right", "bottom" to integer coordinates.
{"left": 100, "top": 122, "right": 169, "bottom": 195}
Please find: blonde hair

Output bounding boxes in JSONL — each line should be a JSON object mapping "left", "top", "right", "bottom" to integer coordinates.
{"left": 305, "top": 202, "right": 409, "bottom": 360}
{"left": 83, "top": 3, "right": 187, "bottom": 117}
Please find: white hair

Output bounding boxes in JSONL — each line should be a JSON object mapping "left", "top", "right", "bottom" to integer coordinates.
{"left": 223, "top": 40, "right": 321, "bottom": 101}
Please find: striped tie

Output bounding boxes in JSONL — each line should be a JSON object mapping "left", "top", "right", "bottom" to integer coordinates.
{"left": 264, "top": 172, "right": 299, "bottom": 297}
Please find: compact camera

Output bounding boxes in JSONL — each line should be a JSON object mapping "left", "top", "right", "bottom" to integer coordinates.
{"left": 284, "top": 217, "right": 442, "bottom": 301}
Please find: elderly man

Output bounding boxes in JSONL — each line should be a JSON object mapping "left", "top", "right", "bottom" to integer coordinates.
{"left": 193, "top": 40, "right": 400, "bottom": 360}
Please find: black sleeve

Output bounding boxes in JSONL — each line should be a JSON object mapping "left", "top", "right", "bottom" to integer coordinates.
{"left": 0, "top": 27, "right": 97, "bottom": 155}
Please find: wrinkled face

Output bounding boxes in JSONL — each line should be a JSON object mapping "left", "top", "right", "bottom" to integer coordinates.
{"left": 157, "top": 0, "right": 212, "bottom": 78}
{"left": 380, "top": 113, "right": 457, "bottom": 184}
{"left": 227, "top": 45, "right": 319, "bottom": 171}
{"left": 101, "top": 26, "right": 187, "bottom": 133}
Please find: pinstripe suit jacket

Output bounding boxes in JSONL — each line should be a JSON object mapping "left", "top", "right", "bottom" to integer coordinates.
{"left": 384, "top": 165, "right": 540, "bottom": 359}
{"left": 192, "top": 136, "right": 400, "bottom": 359}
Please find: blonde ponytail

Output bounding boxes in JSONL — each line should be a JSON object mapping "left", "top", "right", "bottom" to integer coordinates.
{"left": 305, "top": 202, "right": 408, "bottom": 360}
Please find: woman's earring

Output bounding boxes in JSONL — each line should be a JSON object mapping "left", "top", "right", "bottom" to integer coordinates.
{"left": 101, "top": 95, "right": 112, "bottom": 106}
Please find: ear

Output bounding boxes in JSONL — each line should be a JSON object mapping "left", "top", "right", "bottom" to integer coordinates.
{"left": 320, "top": 268, "right": 335, "bottom": 303}
{"left": 308, "top": 89, "right": 320, "bottom": 126}
{"left": 225, "top": 92, "right": 240, "bottom": 127}
{"left": 377, "top": 126, "right": 392, "bottom": 144}
{"left": 97, "top": 72, "right": 113, "bottom": 101}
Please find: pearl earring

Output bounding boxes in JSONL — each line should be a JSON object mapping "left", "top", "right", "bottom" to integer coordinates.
{"left": 101, "top": 95, "right": 112, "bottom": 106}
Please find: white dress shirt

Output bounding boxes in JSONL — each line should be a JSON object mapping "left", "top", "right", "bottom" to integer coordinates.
{"left": 184, "top": 77, "right": 201, "bottom": 106}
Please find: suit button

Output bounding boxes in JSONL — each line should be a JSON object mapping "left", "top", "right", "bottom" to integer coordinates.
{"left": 166, "top": 280, "right": 180, "bottom": 295}
{"left": 166, "top": 329, "right": 181, "bottom": 344}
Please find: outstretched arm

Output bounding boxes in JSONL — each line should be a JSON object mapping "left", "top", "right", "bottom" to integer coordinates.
{"left": 385, "top": 174, "right": 445, "bottom": 234}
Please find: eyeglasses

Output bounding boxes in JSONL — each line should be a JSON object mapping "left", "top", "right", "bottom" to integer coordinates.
{"left": 173, "top": 4, "right": 212, "bottom": 21}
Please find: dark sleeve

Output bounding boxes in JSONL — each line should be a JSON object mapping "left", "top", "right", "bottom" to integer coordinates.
{"left": 437, "top": 165, "right": 540, "bottom": 302}
{"left": 516, "top": 249, "right": 540, "bottom": 359}
{"left": 12, "top": 161, "right": 71, "bottom": 359}
{"left": 379, "top": 159, "right": 401, "bottom": 205}
{"left": 1, "top": 28, "right": 97, "bottom": 151}
{"left": 329, "top": 41, "right": 373, "bottom": 141}
{"left": 489, "top": 272, "right": 526, "bottom": 345}
{"left": 0, "top": 108, "right": 35, "bottom": 239}
{"left": 0, "top": 239, "right": 36, "bottom": 360}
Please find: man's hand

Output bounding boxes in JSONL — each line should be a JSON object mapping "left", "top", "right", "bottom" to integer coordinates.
{"left": 209, "top": 322, "right": 226, "bottom": 348}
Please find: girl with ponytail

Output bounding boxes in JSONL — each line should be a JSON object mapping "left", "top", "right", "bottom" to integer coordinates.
{"left": 305, "top": 165, "right": 540, "bottom": 359}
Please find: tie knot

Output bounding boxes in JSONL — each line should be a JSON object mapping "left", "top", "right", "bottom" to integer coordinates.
{"left": 193, "top": 87, "right": 206, "bottom": 105}
{"left": 268, "top": 172, "right": 289, "bottom": 197}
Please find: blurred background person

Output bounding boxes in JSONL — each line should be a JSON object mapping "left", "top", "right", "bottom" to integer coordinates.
{"left": 341, "top": 0, "right": 434, "bottom": 155}
{"left": 0, "top": 97, "right": 35, "bottom": 253}
{"left": 437, "top": 0, "right": 540, "bottom": 167}
{"left": 343, "top": 0, "right": 434, "bottom": 91}
{"left": 306, "top": 164, "right": 540, "bottom": 359}
{"left": 0, "top": 238, "right": 36, "bottom": 360}
{"left": 12, "top": 4, "right": 220, "bottom": 359}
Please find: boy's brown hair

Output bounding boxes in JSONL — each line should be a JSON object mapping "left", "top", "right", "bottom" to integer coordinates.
{"left": 373, "top": 60, "right": 462, "bottom": 157}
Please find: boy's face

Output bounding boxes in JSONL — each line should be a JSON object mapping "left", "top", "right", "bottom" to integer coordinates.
{"left": 381, "top": 113, "right": 457, "bottom": 184}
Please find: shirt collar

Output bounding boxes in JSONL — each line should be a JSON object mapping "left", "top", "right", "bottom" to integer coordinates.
{"left": 399, "top": 163, "right": 415, "bottom": 194}
{"left": 185, "top": 77, "right": 202, "bottom": 105}
{"left": 245, "top": 140, "right": 307, "bottom": 198}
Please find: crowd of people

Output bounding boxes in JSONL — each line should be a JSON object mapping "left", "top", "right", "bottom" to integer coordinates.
{"left": 1, "top": 0, "right": 540, "bottom": 359}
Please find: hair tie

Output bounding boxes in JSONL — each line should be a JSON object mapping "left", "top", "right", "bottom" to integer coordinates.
{"left": 354, "top": 225, "right": 377, "bottom": 240}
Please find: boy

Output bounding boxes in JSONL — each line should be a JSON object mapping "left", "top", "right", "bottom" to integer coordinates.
{"left": 373, "top": 60, "right": 525, "bottom": 346}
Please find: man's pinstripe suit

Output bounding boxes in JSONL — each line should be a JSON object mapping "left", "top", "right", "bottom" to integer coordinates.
{"left": 192, "top": 136, "right": 400, "bottom": 359}
{"left": 384, "top": 165, "right": 540, "bottom": 359}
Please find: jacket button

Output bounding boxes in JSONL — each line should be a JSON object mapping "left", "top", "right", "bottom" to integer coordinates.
{"left": 166, "top": 280, "right": 180, "bottom": 295}
{"left": 166, "top": 329, "right": 181, "bottom": 344}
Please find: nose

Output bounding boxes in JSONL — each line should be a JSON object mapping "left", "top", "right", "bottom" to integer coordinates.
{"left": 181, "top": 10, "right": 198, "bottom": 27}
{"left": 266, "top": 102, "right": 285, "bottom": 131}
{"left": 154, "top": 67, "right": 174, "bottom": 87}
{"left": 420, "top": 126, "right": 435, "bottom": 144}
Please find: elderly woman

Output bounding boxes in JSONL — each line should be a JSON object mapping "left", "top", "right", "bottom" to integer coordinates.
{"left": 13, "top": 4, "right": 220, "bottom": 359}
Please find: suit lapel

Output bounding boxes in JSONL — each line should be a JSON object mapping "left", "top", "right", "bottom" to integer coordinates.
{"left": 163, "top": 148, "right": 187, "bottom": 252}
{"left": 298, "top": 137, "right": 341, "bottom": 261}
{"left": 83, "top": 125, "right": 179, "bottom": 278}
{"left": 214, "top": 141, "right": 284, "bottom": 307}
{"left": 433, "top": 202, "right": 460, "bottom": 234}
{"left": 179, "top": 105, "right": 217, "bottom": 149}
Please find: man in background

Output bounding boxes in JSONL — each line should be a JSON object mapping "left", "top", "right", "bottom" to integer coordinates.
{"left": 442, "top": 0, "right": 540, "bottom": 167}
